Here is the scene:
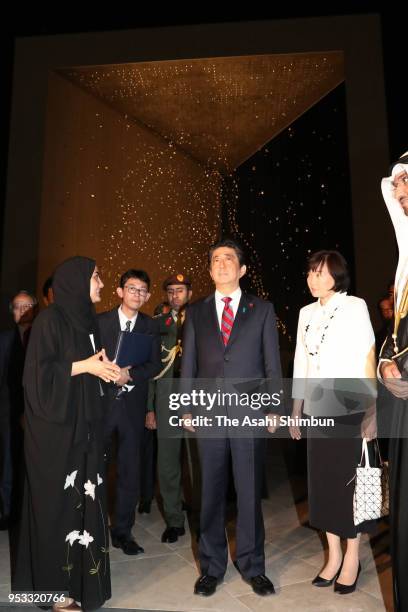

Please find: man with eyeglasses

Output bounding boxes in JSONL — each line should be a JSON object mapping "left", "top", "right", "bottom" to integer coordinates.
{"left": 145, "top": 273, "right": 192, "bottom": 542}
{"left": 0, "top": 290, "right": 37, "bottom": 530}
{"left": 98, "top": 269, "right": 161, "bottom": 555}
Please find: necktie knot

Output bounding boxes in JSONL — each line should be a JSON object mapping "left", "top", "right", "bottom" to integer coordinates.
{"left": 125, "top": 320, "right": 131, "bottom": 332}
{"left": 222, "top": 297, "right": 232, "bottom": 306}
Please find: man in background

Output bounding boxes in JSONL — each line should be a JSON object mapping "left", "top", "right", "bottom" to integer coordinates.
{"left": 146, "top": 273, "right": 192, "bottom": 542}
{"left": 0, "top": 290, "right": 37, "bottom": 529}
{"left": 42, "top": 277, "right": 54, "bottom": 307}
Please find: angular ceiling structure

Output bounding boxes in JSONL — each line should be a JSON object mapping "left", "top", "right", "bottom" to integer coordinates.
{"left": 60, "top": 51, "right": 344, "bottom": 174}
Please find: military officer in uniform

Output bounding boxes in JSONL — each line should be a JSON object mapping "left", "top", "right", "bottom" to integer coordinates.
{"left": 146, "top": 274, "right": 193, "bottom": 543}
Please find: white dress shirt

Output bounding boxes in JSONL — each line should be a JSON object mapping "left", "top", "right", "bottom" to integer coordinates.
{"left": 118, "top": 306, "right": 138, "bottom": 331}
{"left": 214, "top": 287, "right": 242, "bottom": 328}
{"left": 117, "top": 306, "right": 138, "bottom": 391}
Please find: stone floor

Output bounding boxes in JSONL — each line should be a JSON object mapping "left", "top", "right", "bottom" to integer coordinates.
{"left": 0, "top": 441, "right": 393, "bottom": 611}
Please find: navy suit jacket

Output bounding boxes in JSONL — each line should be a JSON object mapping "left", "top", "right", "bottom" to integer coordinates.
{"left": 98, "top": 308, "right": 161, "bottom": 416}
{"left": 180, "top": 292, "right": 283, "bottom": 421}
{"left": 181, "top": 292, "right": 281, "bottom": 380}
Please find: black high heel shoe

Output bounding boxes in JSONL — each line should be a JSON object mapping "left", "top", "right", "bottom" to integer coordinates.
{"left": 312, "top": 559, "right": 343, "bottom": 587}
{"left": 334, "top": 561, "right": 361, "bottom": 594}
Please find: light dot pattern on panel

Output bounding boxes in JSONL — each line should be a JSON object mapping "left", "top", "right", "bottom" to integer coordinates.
{"left": 94, "top": 112, "right": 221, "bottom": 307}
{"left": 230, "top": 84, "right": 352, "bottom": 344}
{"left": 57, "top": 52, "right": 344, "bottom": 316}
{"left": 222, "top": 173, "right": 288, "bottom": 337}
{"left": 61, "top": 52, "right": 343, "bottom": 175}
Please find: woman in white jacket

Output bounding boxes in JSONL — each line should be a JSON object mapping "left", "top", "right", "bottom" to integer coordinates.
{"left": 290, "top": 250, "right": 377, "bottom": 595}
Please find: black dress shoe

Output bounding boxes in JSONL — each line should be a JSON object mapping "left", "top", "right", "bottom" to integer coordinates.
{"left": 234, "top": 563, "right": 275, "bottom": 596}
{"left": 312, "top": 560, "right": 343, "bottom": 587}
{"left": 138, "top": 500, "right": 151, "bottom": 514}
{"left": 334, "top": 562, "right": 361, "bottom": 594}
{"left": 194, "top": 575, "right": 222, "bottom": 596}
{"left": 161, "top": 526, "right": 185, "bottom": 543}
{"left": 248, "top": 574, "right": 275, "bottom": 596}
{"left": 244, "top": 574, "right": 275, "bottom": 596}
{"left": 111, "top": 534, "right": 144, "bottom": 555}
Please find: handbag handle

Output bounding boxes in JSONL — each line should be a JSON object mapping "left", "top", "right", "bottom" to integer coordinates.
{"left": 359, "top": 437, "right": 383, "bottom": 468}
{"left": 359, "top": 437, "right": 371, "bottom": 468}
{"left": 374, "top": 438, "right": 384, "bottom": 467}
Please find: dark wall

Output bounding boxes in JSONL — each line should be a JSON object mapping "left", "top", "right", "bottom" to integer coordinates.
{"left": 225, "top": 85, "right": 355, "bottom": 342}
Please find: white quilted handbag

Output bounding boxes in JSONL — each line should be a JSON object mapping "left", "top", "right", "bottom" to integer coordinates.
{"left": 352, "top": 438, "right": 389, "bottom": 526}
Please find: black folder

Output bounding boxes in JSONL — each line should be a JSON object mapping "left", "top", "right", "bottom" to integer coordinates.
{"left": 114, "top": 332, "right": 153, "bottom": 367}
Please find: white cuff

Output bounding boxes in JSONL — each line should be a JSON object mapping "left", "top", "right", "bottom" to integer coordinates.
{"left": 377, "top": 358, "right": 393, "bottom": 383}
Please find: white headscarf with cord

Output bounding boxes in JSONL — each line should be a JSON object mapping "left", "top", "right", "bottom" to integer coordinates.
{"left": 381, "top": 152, "right": 408, "bottom": 308}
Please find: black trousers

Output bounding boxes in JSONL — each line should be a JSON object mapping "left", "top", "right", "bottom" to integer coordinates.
{"left": 104, "top": 395, "right": 145, "bottom": 538}
{"left": 140, "top": 428, "right": 157, "bottom": 504}
{"left": 197, "top": 436, "right": 265, "bottom": 579}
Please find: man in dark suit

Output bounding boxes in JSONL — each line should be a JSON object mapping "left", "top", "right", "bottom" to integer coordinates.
{"left": 181, "top": 238, "right": 282, "bottom": 597}
{"left": 0, "top": 290, "right": 37, "bottom": 529}
{"left": 98, "top": 269, "right": 161, "bottom": 555}
{"left": 0, "top": 329, "right": 12, "bottom": 530}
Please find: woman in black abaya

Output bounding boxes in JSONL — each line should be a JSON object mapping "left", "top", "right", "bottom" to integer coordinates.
{"left": 12, "top": 257, "right": 120, "bottom": 611}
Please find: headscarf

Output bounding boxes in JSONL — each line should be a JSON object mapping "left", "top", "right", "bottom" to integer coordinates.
{"left": 53, "top": 256, "right": 97, "bottom": 334}
{"left": 381, "top": 151, "right": 408, "bottom": 308}
{"left": 52, "top": 256, "right": 103, "bottom": 440}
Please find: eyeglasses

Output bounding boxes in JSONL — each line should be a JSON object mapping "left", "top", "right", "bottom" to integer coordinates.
{"left": 124, "top": 285, "right": 149, "bottom": 297}
{"left": 12, "top": 303, "right": 34, "bottom": 312}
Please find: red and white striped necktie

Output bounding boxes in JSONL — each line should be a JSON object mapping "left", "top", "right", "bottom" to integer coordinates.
{"left": 221, "top": 297, "right": 234, "bottom": 346}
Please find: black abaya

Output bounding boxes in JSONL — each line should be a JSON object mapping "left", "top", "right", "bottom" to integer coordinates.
{"left": 378, "top": 293, "right": 408, "bottom": 612}
{"left": 12, "top": 257, "right": 111, "bottom": 610}
{"left": 389, "top": 400, "right": 408, "bottom": 612}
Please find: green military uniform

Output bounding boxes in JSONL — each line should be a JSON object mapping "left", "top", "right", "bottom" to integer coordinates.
{"left": 147, "top": 302, "right": 185, "bottom": 530}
